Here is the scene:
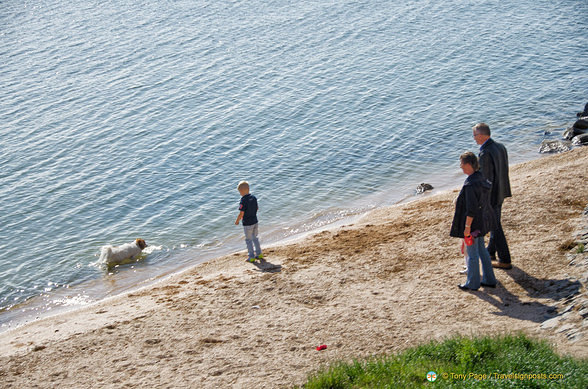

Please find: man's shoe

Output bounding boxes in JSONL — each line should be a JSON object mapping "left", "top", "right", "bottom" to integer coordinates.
{"left": 246, "top": 257, "right": 256, "bottom": 263}
{"left": 458, "top": 284, "right": 477, "bottom": 291}
{"left": 481, "top": 282, "right": 497, "bottom": 288}
{"left": 256, "top": 254, "right": 264, "bottom": 260}
{"left": 492, "top": 262, "right": 512, "bottom": 269}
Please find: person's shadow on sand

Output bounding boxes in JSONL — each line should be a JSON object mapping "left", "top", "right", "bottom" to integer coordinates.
{"left": 506, "top": 266, "right": 581, "bottom": 301}
{"left": 471, "top": 284, "right": 555, "bottom": 323}
{"left": 251, "top": 258, "right": 282, "bottom": 273}
{"left": 465, "top": 266, "right": 580, "bottom": 323}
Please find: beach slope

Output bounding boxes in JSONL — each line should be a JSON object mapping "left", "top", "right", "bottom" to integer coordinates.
{"left": 1, "top": 147, "right": 587, "bottom": 388}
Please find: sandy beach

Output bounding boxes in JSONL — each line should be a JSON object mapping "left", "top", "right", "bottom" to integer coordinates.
{"left": 1, "top": 147, "right": 587, "bottom": 388}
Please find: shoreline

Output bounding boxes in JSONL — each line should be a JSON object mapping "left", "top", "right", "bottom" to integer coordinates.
{"left": 0, "top": 157, "right": 463, "bottom": 333}
{"left": 0, "top": 126, "right": 554, "bottom": 336}
{"left": 1, "top": 147, "right": 587, "bottom": 388}
{"left": 0, "top": 134, "right": 553, "bottom": 333}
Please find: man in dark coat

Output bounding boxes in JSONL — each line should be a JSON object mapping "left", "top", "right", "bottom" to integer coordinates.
{"left": 473, "top": 123, "right": 512, "bottom": 269}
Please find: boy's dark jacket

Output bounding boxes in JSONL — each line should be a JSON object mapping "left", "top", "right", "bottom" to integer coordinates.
{"left": 450, "top": 171, "right": 497, "bottom": 238}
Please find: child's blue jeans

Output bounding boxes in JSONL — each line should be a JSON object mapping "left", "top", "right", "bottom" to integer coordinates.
{"left": 243, "top": 223, "right": 262, "bottom": 259}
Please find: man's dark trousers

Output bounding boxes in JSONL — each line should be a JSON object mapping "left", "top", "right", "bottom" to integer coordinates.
{"left": 487, "top": 202, "right": 511, "bottom": 264}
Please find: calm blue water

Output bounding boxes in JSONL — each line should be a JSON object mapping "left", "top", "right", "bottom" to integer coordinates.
{"left": 1, "top": 0, "right": 587, "bottom": 329}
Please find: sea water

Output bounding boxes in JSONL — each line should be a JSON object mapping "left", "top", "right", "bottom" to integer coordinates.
{"left": 1, "top": 0, "right": 587, "bottom": 329}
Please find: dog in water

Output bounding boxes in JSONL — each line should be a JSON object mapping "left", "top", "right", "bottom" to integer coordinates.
{"left": 100, "top": 238, "right": 147, "bottom": 268}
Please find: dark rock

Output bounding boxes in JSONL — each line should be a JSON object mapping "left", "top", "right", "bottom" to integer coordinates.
{"left": 572, "top": 133, "right": 588, "bottom": 146}
{"left": 573, "top": 119, "right": 588, "bottom": 130}
{"left": 539, "top": 140, "right": 571, "bottom": 154}
{"left": 563, "top": 126, "right": 588, "bottom": 140}
{"left": 416, "top": 183, "right": 433, "bottom": 194}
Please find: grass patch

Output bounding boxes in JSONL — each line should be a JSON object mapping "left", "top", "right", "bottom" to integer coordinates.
{"left": 577, "top": 243, "right": 585, "bottom": 254}
{"left": 300, "top": 334, "right": 588, "bottom": 388}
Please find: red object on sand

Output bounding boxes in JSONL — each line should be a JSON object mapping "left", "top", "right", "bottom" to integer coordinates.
{"left": 316, "top": 345, "right": 327, "bottom": 351}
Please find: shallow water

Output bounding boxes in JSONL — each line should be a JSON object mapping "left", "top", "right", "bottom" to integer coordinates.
{"left": 1, "top": 0, "right": 587, "bottom": 329}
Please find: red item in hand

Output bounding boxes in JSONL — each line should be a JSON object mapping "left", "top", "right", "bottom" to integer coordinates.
{"left": 316, "top": 345, "right": 327, "bottom": 351}
{"left": 464, "top": 234, "right": 474, "bottom": 246}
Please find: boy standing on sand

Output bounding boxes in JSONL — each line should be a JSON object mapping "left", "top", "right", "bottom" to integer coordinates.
{"left": 235, "top": 181, "right": 263, "bottom": 263}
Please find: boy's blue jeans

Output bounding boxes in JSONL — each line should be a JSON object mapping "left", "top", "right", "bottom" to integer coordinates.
{"left": 243, "top": 223, "right": 262, "bottom": 259}
{"left": 464, "top": 236, "right": 497, "bottom": 289}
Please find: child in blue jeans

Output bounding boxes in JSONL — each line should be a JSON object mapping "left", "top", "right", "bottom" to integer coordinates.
{"left": 235, "top": 181, "right": 263, "bottom": 263}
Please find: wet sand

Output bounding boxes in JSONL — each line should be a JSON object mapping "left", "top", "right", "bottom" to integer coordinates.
{"left": 1, "top": 147, "right": 587, "bottom": 388}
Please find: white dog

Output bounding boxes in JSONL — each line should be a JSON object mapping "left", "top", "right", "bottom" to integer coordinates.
{"left": 100, "top": 238, "right": 147, "bottom": 268}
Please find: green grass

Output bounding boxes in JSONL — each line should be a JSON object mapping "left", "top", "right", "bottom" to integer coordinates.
{"left": 300, "top": 334, "right": 588, "bottom": 388}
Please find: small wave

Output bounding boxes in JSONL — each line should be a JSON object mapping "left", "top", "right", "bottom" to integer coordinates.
{"left": 143, "top": 244, "right": 164, "bottom": 255}
{"left": 52, "top": 294, "right": 94, "bottom": 307}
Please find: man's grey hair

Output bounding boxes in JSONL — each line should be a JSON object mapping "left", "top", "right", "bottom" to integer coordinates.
{"left": 473, "top": 122, "right": 491, "bottom": 136}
